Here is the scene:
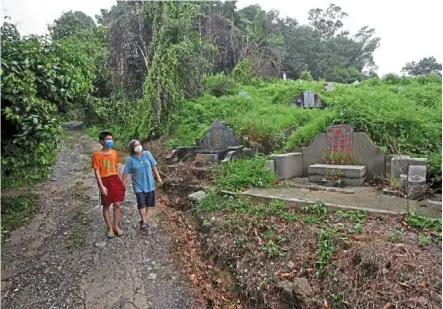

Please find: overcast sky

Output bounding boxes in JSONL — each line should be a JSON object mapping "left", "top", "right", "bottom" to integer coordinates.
{"left": 2, "top": 0, "right": 442, "bottom": 76}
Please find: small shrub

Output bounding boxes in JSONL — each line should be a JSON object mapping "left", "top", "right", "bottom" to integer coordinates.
{"left": 213, "top": 156, "right": 277, "bottom": 192}
{"left": 300, "top": 70, "right": 313, "bottom": 81}
{"left": 232, "top": 58, "right": 253, "bottom": 84}
{"left": 204, "top": 73, "right": 236, "bottom": 97}
{"left": 389, "top": 230, "right": 404, "bottom": 243}
{"left": 320, "top": 150, "right": 363, "bottom": 165}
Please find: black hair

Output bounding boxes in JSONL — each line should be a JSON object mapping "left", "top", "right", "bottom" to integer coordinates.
{"left": 99, "top": 131, "right": 113, "bottom": 141}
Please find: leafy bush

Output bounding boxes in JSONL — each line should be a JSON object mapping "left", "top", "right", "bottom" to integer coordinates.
{"left": 204, "top": 73, "right": 236, "bottom": 97}
{"left": 300, "top": 70, "right": 313, "bottom": 81}
{"left": 1, "top": 22, "right": 94, "bottom": 186}
{"left": 213, "top": 156, "right": 276, "bottom": 192}
{"left": 232, "top": 58, "right": 253, "bottom": 84}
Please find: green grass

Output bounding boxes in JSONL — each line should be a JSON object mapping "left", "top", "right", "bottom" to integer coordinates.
{"left": 405, "top": 213, "right": 442, "bottom": 235}
{"left": 212, "top": 156, "right": 277, "bottom": 192}
{"left": 167, "top": 75, "right": 441, "bottom": 177}
{"left": 1, "top": 194, "right": 37, "bottom": 240}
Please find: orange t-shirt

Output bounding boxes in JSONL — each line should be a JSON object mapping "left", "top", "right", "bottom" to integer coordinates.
{"left": 92, "top": 150, "right": 120, "bottom": 178}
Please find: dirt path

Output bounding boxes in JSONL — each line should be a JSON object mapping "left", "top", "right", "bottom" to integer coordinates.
{"left": 1, "top": 132, "right": 193, "bottom": 309}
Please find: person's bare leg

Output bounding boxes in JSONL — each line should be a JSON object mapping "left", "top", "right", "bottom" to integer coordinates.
{"left": 102, "top": 205, "right": 113, "bottom": 233}
{"left": 138, "top": 207, "right": 147, "bottom": 224}
{"left": 113, "top": 202, "right": 121, "bottom": 231}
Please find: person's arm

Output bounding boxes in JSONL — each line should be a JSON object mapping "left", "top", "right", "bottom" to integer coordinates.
{"left": 147, "top": 151, "right": 162, "bottom": 184}
{"left": 152, "top": 166, "right": 162, "bottom": 184}
{"left": 115, "top": 151, "right": 122, "bottom": 178}
{"left": 122, "top": 158, "right": 132, "bottom": 186}
{"left": 92, "top": 153, "right": 107, "bottom": 195}
{"left": 94, "top": 169, "right": 107, "bottom": 195}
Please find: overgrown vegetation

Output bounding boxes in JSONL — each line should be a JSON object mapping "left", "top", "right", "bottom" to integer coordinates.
{"left": 192, "top": 190, "right": 442, "bottom": 308}
{"left": 212, "top": 156, "right": 277, "bottom": 192}
{"left": 1, "top": 194, "right": 37, "bottom": 240}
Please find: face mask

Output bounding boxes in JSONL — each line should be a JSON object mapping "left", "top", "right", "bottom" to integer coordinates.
{"left": 104, "top": 140, "right": 114, "bottom": 148}
{"left": 134, "top": 145, "right": 143, "bottom": 153}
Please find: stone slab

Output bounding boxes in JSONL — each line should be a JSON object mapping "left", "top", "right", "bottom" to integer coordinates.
{"left": 391, "top": 156, "right": 411, "bottom": 179}
{"left": 265, "top": 160, "right": 276, "bottom": 173}
{"left": 352, "top": 132, "right": 386, "bottom": 180}
{"left": 271, "top": 152, "right": 303, "bottom": 180}
{"left": 302, "top": 133, "right": 327, "bottom": 177}
{"left": 199, "top": 121, "right": 239, "bottom": 151}
{"left": 308, "top": 164, "right": 366, "bottom": 186}
{"left": 240, "top": 187, "right": 441, "bottom": 218}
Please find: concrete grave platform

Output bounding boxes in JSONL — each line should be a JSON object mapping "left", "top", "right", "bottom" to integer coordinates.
{"left": 239, "top": 186, "right": 441, "bottom": 218}
{"left": 308, "top": 164, "right": 366, "bottom": 186}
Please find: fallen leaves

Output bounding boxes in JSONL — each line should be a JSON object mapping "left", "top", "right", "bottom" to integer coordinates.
{"left": 383, "top": 302, "right": 394, "bottom": 309}
{"left": 254, "top": 228, "right": 263, "bottom": 246}
{"left": 322, "top": 299, "right": 329, "bottom": 309}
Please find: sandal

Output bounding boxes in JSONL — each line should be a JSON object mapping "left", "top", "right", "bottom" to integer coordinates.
{"left": 107, "top": 231, "right": 115, "bottom": 238}
{"left": 113, "top": 227, "right": 123, "bottom": 237}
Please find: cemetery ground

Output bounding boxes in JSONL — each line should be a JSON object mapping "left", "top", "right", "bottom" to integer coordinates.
{"left": 151, "top": 135, "right": 442, "bottom": 309}
{"left": 1, "top": 131, "right": 442, "bottom": 309}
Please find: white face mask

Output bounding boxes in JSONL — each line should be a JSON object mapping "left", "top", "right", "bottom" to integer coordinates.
{"left": 134, "top": 145, "right": 143, "bottom": 153}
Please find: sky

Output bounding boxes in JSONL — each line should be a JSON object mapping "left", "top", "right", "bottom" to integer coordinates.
{"left": 1, "top": 0, "right": 442, "bottom": 76}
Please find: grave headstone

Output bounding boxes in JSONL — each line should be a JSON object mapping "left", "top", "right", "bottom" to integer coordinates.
{"left": 408, "top": 165, "right": 427, "bottom": 200}
{"left": 199, "top": 122, "right": 239, "bottom": 151}
{"left": 324, "top": 82, "right": 335, "bottom": 92}
{"left": 353, "top": 80, "right": 360, "bottom": 85}
{"left": 291, "top": 91, "right": 325, "bottom": 108}
{"left": 238, "top": 91, "right": 249, "bottom": 96}
{"left": 396, "top": 87, "right": 404, "bottom": 93}
{"left": 327, "top": 124, "right": 353, "bottom": 152}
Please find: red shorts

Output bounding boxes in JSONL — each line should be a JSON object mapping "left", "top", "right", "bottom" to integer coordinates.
{"left": 100, "top": 175, "right": 126, "bottom": 207}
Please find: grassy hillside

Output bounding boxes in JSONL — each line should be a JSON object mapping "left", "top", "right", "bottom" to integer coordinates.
{"left": 167, "top": 75, "right": 442, "bottom": 176}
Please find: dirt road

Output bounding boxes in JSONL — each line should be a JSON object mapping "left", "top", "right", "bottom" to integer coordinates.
{"left": 1, "top": 132, "right": 192, "bottom": 309}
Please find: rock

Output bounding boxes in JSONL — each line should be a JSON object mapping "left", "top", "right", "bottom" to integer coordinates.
{"left": 238, "top": 91, "right": 249, "bottom": 96}
{"left": 287, "top": 261, "right": 295, "bottom": 269}
{"left": 95, "top": 242, "right": 106, "bottom": 248}
{"left": 147, "top": 273, "right": 156, "bottom": 281}
{"left": 188, "top": 191, "right": 207, "bottom": 203}
{"left": 277, "top": 278, "right": 313, "bottom": 309}
{"left": 293, "top": 277, "right": 313, "bottom": 298}
{"left": 61, "top": 121, "right": 84, "bottom": 131}
{"left": 277, "top": 280, "right": 295, "bottom": 309}
{"left": 324, "top": 82, "right": 335, "bottom": 92}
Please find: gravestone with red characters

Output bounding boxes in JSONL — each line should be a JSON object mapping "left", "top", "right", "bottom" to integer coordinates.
{"left": 327, "top": 124, "right": 354, "bottom": 152}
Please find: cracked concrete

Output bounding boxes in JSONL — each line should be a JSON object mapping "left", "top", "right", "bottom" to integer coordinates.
{"left": 1, "top": 132, "right": 192, "bottom": 309}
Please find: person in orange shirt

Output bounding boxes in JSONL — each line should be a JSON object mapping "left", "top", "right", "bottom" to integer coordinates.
{"left": 92, "top": 131, "right": 126, "bottom": 238}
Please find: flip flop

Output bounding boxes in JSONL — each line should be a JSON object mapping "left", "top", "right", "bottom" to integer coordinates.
{"left": 107, "top": 231, "right": 115, "bottom": 238}
{"left": 113, "top": 228, "right": 123, "bottom": 237}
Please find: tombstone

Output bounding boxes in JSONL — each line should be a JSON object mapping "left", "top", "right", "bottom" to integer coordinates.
{"left": 407, "top": 165, "right": 427, "bottom": 200}
{"left": 238, "top": 91, "right": 249, "bottom": 96}
{"left": 353, "top": 81, "right": 360, "bottom": 85}
{"left": 396, "top": 87, "right": 404, "bottom": 93}
{"left": 324, "top": 82, "right": 335, "bottom": 92}
{"left": 199, "top": 121, "right": 239, "bottom": 151}
{"left": 302, "top": 124, "right": 386, "bottom": 180}
{"left": 291, "top": 91, "right": 325, "bottom": 109}
{"left": 327, "top": 124, "right": 353, "bottom": 152}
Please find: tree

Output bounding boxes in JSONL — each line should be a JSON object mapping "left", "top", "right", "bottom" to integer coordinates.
{"left": 1, "top": 21, "right": 94, "bottom": 182}
{"left": 308, "top": 4, "right": 348, "bottom": 39}
{"left": 402, "top": 56, "right": 442, "bottom": 77}
{"left": 49, "top": 11, "right": 95, "bottom": 40}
